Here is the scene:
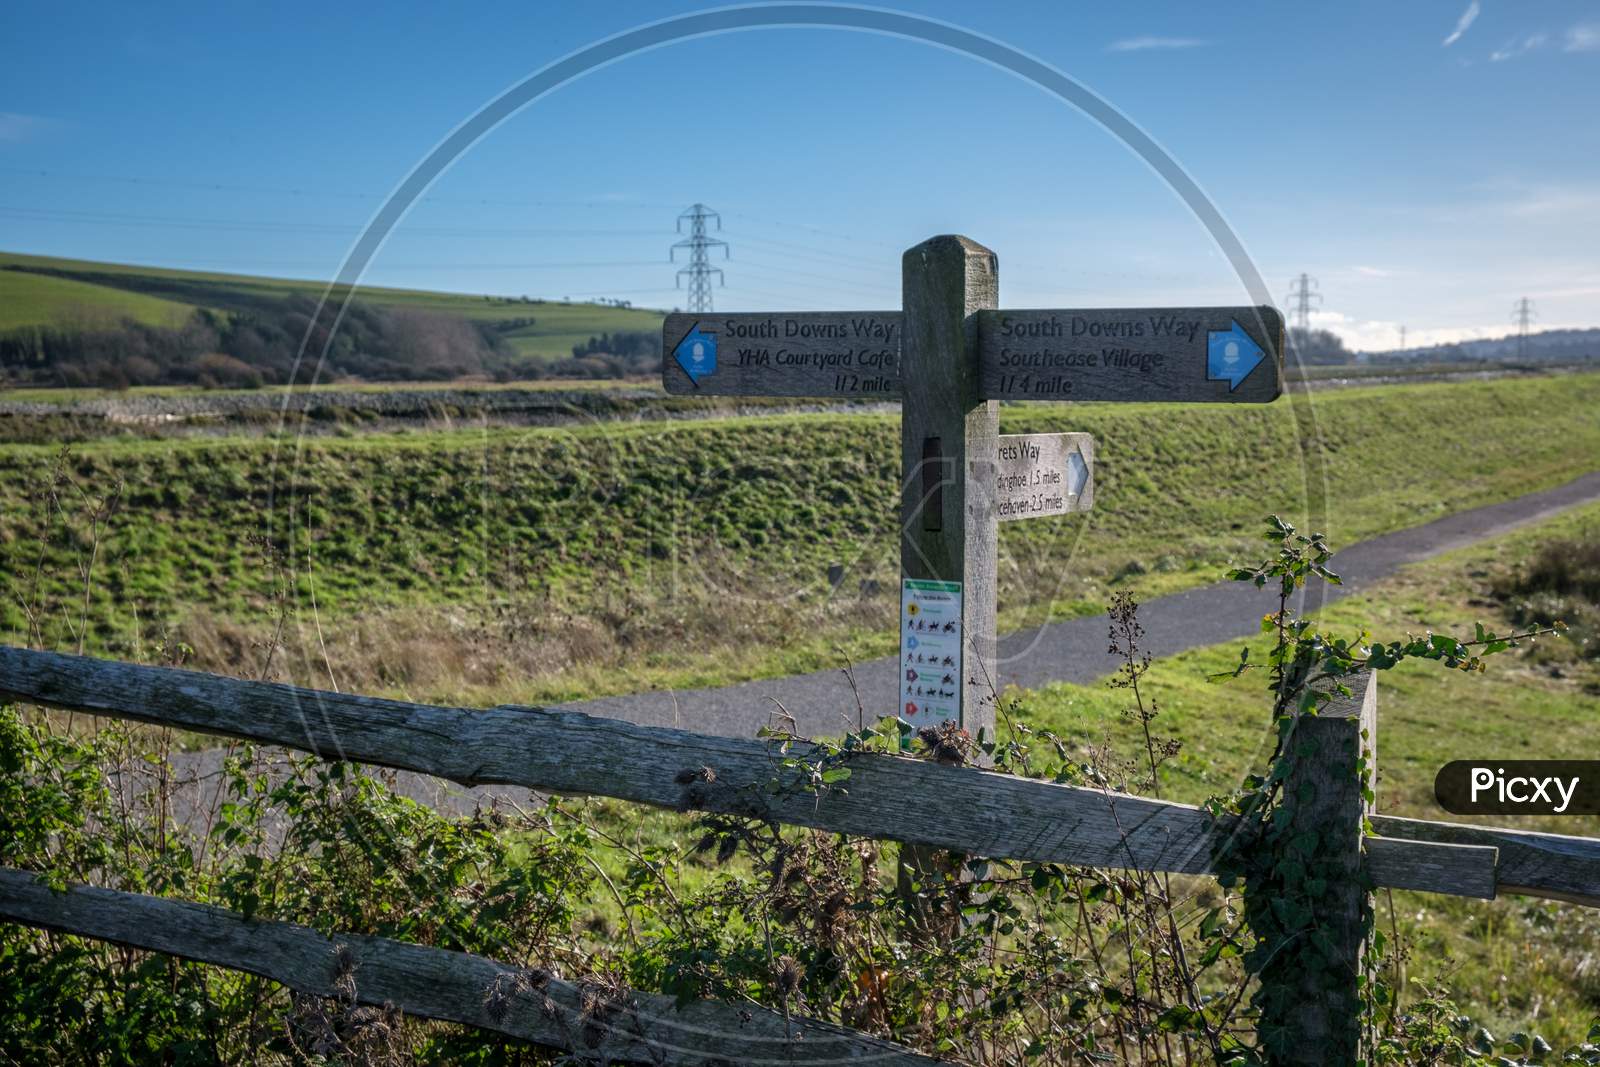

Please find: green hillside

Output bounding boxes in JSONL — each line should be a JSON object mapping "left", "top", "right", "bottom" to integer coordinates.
{"left": 0, "top": 267, "right": 201, "bottom": 331}
{"left": 4, "top": 373, "right": 1598, "bottom": 704}
{"left": 0, "top": 250, "right": 665, "bottom": 362}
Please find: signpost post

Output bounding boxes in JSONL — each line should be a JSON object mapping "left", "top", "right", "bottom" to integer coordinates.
{"left": 898, "top": 235, "right": 1000, "bottom": 746}
{"left": 661, "top": 237, "right": 1283, "bottom": 742}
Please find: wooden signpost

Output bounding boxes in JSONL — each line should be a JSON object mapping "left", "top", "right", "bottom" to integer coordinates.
{"left": 978, "top": 306, "right": 1284, "bottom": 403}
{"left": 991, "top": 432, "right": 1094, "bottom": 522}
{"left": 662, "top": 311, "right": 902, "bottom": 396}
{"left": 662, "top": 236, "right": 1283, "bottom": 745}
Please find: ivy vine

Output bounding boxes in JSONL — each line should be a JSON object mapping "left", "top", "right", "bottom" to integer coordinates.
{"left": 1205, "top": 516, "right": 1566, "bottom": 1065}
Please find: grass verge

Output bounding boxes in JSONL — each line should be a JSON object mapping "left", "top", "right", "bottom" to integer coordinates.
{"left": 1015, "top": 502, "right": 1600, "bottom": 1044}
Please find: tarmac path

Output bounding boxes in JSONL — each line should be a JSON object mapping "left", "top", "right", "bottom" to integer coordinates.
{"left": 151, "top": 470, "right": 1600, "bottom": 819}
{"left": 564, "top": 470, "right": 1600, "bottom": 739}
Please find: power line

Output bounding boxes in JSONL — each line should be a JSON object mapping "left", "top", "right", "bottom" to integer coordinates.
{"left": 1512, "top": 297, "right": 1536, "bottom": 358}
{"left": 0, "top": 206, "right": 662, "bottom": 239}
{"left": 1285, "top": 273, "right": 1322, "bottom": 331}
{"left": 729, "top": 232, "right": 888, "bottom": 272}
{"left": 312, "top": 260, "right": 663, "bottom": 270}
{"left": 672, "top": 203, "right": 727, "bottom": 313}
{"left": 730, "top": 275, "right": 896, "bottom": 303}
{"left": 0, "top": 164, "right": 1244, "bottom": 308}
{"left": 1, "top": 165, "right": 1263, "bottom": 288}
{"left": 722, "top": 210, "right": 900, "bottom": 253}
{"left": 732, "top": 257, "right": 893, "bottom": 291}
{"left": 718, "top": 282, "right": 889, "bottom": 307}
{"left": 1, "top": 167, "right": 1208, "bottom": 292}
{"left": 0, "top": 165, "right": 679, "bottom": 211}
{"left": 567, "top": 286, "right": 681, "bottom": 296}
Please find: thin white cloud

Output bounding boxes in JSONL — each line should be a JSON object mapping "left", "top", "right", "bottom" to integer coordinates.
{"left": 1443, "top": 1, "right": 1480, "bottom": 47}
{"left": 1494, "top": 181, "right": 1600, "bottom": 219}
{"left": 1529, "top": 285, "right": 1600, "bottom": 300}
{"left": 1565, "top": 23, "right": 1600, "bottom": 52}
{"left": 1305, "top": 310, "right": 1585, "bottom": 352}
{"left": 1353, "top": 265, "right": 1393, "bottom": 278}
{"left": 1493, "top": 22, "right": 1600, "bottom": 58}
{"left": 1106, "top": 36, "right": 1207, "bottom": 53}
{"left": 0, "top": 112, "right": 49, "bottom": 142}
{"left": 1490, "top": 32, "right": 1548, "bottom": 61}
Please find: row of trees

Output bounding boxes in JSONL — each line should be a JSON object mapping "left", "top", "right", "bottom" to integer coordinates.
{"left": 1287, "top": 326, "right": 1353, "bottom": 365}
{"left": 487, "top": 329, "right": 664, "bottom": 380}
{"left": 0, "top": 294, "right": 521, "bottom": 389}
{"left": 0, "top": 304, "right": 670, "bottom": 389}
{"left": 551, "top": 329, "right": 660, "bottom": 378}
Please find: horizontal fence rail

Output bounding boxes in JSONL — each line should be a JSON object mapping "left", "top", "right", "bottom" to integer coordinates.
{"left": 1371, "top": 815, "right": 1600, "bottom": 909}
{"left": 0, "top": 647, "right": 1550, "bottom": 902}
{"left": 0, "top": 868, "right": 937, "bottom": 1066}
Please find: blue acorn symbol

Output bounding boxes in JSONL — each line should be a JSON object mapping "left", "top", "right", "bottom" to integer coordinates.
{"left": 673, "top": 324, "right": 717, "bottom": 386}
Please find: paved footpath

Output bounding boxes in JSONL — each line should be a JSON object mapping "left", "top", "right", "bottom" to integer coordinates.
{"left": 564, "top": 471, "right": 1600, "bottom": 740}
{"left": 162, "top": 471, "right": 1600, "bottom": 820}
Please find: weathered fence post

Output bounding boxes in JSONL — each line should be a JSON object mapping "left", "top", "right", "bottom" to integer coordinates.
{"left": 896, "top": 235, "right": 999, "bottom": 924}
{"left": 1260, "top": 671, "right": 1378, "bottom": 1064}
{"left": 899, "top": 234, "right": 999, "bottom": 744}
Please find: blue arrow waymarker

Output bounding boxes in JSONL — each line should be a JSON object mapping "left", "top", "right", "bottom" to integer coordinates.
{"left": 673, "top": 323, "right": 716, "bottom": 386}
{"left": 1207, "top": 320, "right": 1265, "bottom": 391}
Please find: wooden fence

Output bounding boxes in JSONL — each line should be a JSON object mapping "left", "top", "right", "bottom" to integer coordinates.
{"left": 2, "top": 644, "right": 1598, "bottom": 1064}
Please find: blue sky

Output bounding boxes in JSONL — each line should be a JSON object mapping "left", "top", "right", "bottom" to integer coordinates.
{"left": 2, "top": 1, "right": 1597, "bottom": 350}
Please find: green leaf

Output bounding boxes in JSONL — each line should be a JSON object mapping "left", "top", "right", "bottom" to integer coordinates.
{"left": 1156, "top": 1004, "right": 1198, "bottom": 1031}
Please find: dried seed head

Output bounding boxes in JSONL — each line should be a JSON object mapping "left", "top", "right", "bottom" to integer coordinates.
{"left": 330, "top": 944, "right": 359, "bottom": 1001}
{"left": 917, "top": 721, "right": 973, "bottom": 764}
{"left": 775, "top": 955, "right": 804, "bottom": 996}
{"left": 484, "top": 981, "right": 511, "bottom": 1024}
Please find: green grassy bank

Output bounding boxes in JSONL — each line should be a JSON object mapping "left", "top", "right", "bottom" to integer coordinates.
{"left": 2, "top": 373, "right": 1597, "bottom": 702}
{"left": 1015, "top": 502, "right": 1600, "bottom": 1044}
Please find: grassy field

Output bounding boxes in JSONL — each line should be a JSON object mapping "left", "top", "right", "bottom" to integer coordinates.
{"left": 1290, "top": 359, "right": 1591, "bottom": 382}
{"left": 0, "top": 377, "right": 652, "bottom": 407}
{"left": 2, "top": 373, "right": 1598, "bottom": 706}
{"left": 0, "top": 250, "right": 665, "bottom": 361}
{"left": 0, "top": 268, "right": 201, "bottom": 331}
{"left": 1014, "top": 503, "right": 1600, "bottom": 1044}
